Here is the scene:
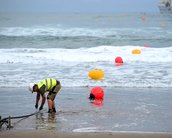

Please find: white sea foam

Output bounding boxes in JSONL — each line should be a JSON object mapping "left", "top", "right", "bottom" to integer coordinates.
{"left": 73, "top": 127, "right": 99, "bottom": 132}
{"left": 0, "top": 46, "right": 172, "bottom": 64}
{"left": 0, "top": 46, "right": 172, "bottom": 88}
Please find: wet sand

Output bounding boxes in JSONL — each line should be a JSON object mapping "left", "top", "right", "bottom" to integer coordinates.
{"left": 1, "top": 130, "right": 172, "bottom": 138}
{"left": 0, "top": 87, "right": 172, "bottom": 135}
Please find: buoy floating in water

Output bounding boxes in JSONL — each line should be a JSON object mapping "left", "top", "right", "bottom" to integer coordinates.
{"left": 88, "top": 69, "right": 104, "bottom": 80}
{"left": 115, "top": 56, "right": 123, "bottom": 64}
{"left": 115, "top": 56, "right": 123, "bottom": 66}
{"left": 144, "top": 44, "right": 149, "bottom": 48}
{"left": 132, "top": 49, "right": 141, "bottom": 54}
{"left": 90, "top": 86, "right": 104, "bottom": 100}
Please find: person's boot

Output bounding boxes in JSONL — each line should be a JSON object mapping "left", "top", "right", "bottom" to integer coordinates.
{"left": 48, "top": 109, "right": 53, "bottom": 113}
{"left": 53, "top": 108, "right": 56, "bottom": 113}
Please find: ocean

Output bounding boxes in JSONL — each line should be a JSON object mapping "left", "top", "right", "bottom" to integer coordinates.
{"left": 0, "top": 12, "right": 172, "bottom": 88}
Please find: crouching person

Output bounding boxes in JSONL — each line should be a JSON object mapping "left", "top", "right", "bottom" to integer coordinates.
{"left": 29, "top": 78, "right": 61, "bottom": 113}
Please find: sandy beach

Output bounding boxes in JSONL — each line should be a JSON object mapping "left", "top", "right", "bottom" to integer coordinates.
{"left": 0, "top": 87, "right": 172, "bottom": 134}
{"left": 1, "top": 130, "right": 172, "bottom": 138}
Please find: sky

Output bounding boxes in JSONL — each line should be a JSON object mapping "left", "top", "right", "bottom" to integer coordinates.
{"left": 0, "top": 0, "right": 159, "bottom": 13}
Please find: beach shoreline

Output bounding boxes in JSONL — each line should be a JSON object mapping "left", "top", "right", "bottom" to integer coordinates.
{"left": 0, "top": 87, "right": 172, "bottom": 133}
{"left": 1, "top": 129, "right": 172, "bottom": 138}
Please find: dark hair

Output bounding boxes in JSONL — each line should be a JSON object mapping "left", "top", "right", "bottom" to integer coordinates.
{"left": 89, "top": 93, "right": 95, "bottom": 100}
{"left": 33, "top": 84, "right": 38, "bottom": 92}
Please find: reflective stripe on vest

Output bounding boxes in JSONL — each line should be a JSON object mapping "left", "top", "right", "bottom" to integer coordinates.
{"left": 37, "top": 78, "right": 57, "bottom": 91}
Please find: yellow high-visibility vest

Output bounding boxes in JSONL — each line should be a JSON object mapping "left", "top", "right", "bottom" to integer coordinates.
{"left": 37, "top": 78, "right": 57, "bottom": 91}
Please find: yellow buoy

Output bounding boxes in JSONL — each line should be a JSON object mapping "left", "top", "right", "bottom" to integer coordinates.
{"left": 132, "top": 49, "right": 141, "bottom": 54}
{"left": 88, "top": 69, "right": 104, "bottom": 80}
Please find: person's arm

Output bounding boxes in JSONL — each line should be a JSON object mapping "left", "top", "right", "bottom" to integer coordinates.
{"left": 39, "top": 94, "right": 46, "bottom": 110}
{"left": 39, "top": 85, "right": 46, "bottom": 110}
{"left": 35, "top": 93, "right": 40, "bottom": 109}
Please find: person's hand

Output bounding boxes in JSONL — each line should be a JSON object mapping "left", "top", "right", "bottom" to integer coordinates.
{"left": 35, "top": 104, "right": 38, "bottom": 109}
{"left": 39, "top": 105, "right": 43, "bottom": 111}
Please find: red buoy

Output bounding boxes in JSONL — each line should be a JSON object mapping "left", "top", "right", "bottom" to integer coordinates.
{"left": 115, "top": 56, "right": 123, "bottom": 66}
{"left": 115, "top": 56, "right": 123, "bottom": 64}
{"left": 90, "top": 86, "right": 104, "bottom": 100}
{"left": 144, "top": 44, "right": 149, "bottom": 48}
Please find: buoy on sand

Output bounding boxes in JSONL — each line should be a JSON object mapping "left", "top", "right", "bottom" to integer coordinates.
{"left": 90, "top": 86, "right": 104, "bottom": 100}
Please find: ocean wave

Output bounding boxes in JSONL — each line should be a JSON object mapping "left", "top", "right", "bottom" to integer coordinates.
{"left": 0, "top": 26, "right": 171, "bottom": 39}
{"left": 0, "top": 46, "right": 172, "bottom": 88}
{"left": 0, "top": 46, "right": 172, "bottom": 64}
{"left": 1, "top": 26, "right": 171, "bottom": 49}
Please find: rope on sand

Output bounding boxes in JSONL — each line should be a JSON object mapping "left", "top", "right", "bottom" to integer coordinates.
{"left": 0, "top": 111, "right": 40, "bottom": 129}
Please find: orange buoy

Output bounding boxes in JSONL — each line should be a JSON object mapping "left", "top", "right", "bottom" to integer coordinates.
{"left": 88, "top": 69, "right": 104, "bottom": 80}
{"left": 90, "top": 86, "right": 104, "bottom": 100}
{"left": 132, "top": 49, "right": 141, "bottom": 54}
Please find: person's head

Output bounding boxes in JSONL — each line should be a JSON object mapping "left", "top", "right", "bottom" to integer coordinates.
{"left": 29, "top": 83, "right": 38, "bottom": 93}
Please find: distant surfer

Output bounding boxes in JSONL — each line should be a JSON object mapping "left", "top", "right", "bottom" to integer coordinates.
{"left": 29, "top": 78, "right": 61, "bottom": 113}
